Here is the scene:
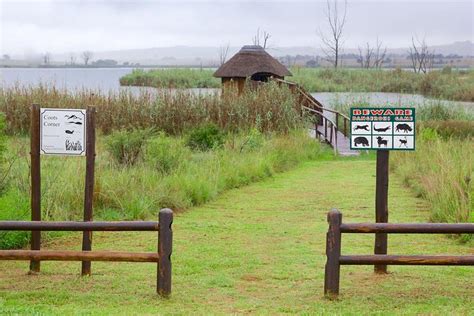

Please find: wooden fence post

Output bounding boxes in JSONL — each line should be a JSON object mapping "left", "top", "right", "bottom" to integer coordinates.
{"left": 375, "top": 150, "right": 389, "bottom": 274}
{"left": 158, "top": 208, "right": 173, "bottom": 297}
{"left": 82, "top": 106, "right": 96, "bottom": 276}
{"left": 30, "top": 104, "right": 41, "bottom": 273}
{"left": 324, "top": 209, "right": 342, "bottom": 298}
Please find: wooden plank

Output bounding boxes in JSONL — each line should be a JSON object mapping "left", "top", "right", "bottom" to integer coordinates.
{"left": 0, "top": 221, "right": 159, "bottom": 231}
{"left": 324, "top": 209, "right": 342, "bottom": 298}
{"left": 0, "top": 250, "right": 159, "bottom": 262}
{"left": 375, "top": 150, "right": 389, "bottom": 273}
{"left": 82, "top": 106, "right": 96, "bottom": 276}
{"left": 158, "top": 208, "right": 173, "bottom": 297}
{"left": 30, "top": 104, "right": 41, "bottom": 273}
{"left": 340, "top": 223, "right": 474, "bottom": 234}
{"left": 340, "top": 255, "right": 474, "bottom": 266}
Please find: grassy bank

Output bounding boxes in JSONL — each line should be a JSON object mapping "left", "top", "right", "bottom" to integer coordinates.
{"left": 119, "top": 67, "right": 474, "bottom": 102}
{"left": 0, "top": 83, "right": 301, "bottom": 135}
{"left": 1, "top": 159, "right": 472, "bottom": 314}
{"left": 290, "top": 67, "right": 474, "bottom": 102}
{"left": 119, "top": 68, "right": 220, "bottom": 88}
{"left": 0, "top": 130, "right": 329, "bottom": 249}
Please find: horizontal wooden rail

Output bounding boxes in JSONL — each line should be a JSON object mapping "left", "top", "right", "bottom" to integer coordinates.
{"left": 340, "top": 255, "right": 474, "bottom": 266}
{"left": 0, "top": 250, "right": 159, "bottom": 262}
{"left": 324, "top": 209, "right": 473, "bottom": 299}
{"left": 0, "top": 208, "right": 173, "bottom": 297}
{"left": 340, "top": 223, "right": 474, "bottom": 234}
{"left": 0, "top": 221, "right": 159, "bottom": 231}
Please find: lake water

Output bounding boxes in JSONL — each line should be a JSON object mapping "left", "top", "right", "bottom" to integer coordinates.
{"left": 1, "top": 67, "right": 472, "bottom": 108}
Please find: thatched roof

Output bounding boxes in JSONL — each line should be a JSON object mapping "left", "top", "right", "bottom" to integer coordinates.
{"left": 214, "top": 45, "right": 292, "bottom": 78}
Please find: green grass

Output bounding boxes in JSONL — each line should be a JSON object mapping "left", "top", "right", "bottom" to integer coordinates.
{"left": 290, "top": 67, "right": 474, "bottom": 102}
{"left": 120, "top": 68, "right": 220, "bottom": 88}
{"left": 0, "top": 159, "right": 472, "bottom": 314}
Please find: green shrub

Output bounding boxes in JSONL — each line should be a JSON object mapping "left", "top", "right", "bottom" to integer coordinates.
{"left": 187, "top": 124, "right": 225, "bottom": 151}
{"left": 146, "top": 133, "right": 191, "bottom": 173}
{"left": 0, "top": 189, "right": 30, "bottom": 249}
{"left": 104, "top": 128, "right": 154, "bottom": 165}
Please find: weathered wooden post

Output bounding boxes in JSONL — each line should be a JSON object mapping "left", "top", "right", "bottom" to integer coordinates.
{"left": 82, "top": 106, "right": 96, "bottom": 276}
{"left": 158, "top": 208, "right": 173, "bottom": 297}
{"left": 324, "top": 209, "right": 342, "bottom": 298}
{"left": 30, "top": 104, "right": 41, "bottom": 273}
{"left": 374, "top": 150, "right": 389, "bottom": 274}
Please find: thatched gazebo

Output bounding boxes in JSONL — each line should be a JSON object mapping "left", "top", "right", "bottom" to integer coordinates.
{"left": 214, "top": 45, "right": 292, "bottom": 93}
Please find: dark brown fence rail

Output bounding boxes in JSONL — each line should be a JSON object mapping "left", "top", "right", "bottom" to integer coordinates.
{"left": 0, "top": 208, "right": 173, "bottom": 297}
{"left": 324, "top": 209, "right": 474, "bottom": 298}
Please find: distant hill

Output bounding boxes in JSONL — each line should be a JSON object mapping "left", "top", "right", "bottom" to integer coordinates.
{"left": 7, "top": 41, "right": 473, "bottom": 67}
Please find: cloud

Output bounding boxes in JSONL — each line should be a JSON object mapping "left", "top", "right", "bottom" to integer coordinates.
{"left": 0, "top": 0, "right": 472, "bottom": 56}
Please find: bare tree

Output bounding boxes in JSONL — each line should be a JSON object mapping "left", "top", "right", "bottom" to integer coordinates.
{"left": 358, "top": 38, "right": 387, "bottom": 69}
{"left": 252, "top": 28, "right": 271, "bottom": 49}
{"left": 373, "top": 37, "right": 387, "bottom": 69}
{"left": 42, "top": 52, "right": 51, "bottom": 65}
{"left": 319, "top": 0, "right": 347, "bottom": 69}
{"left": 358, "top": 43, "right": 373, "bottom": 68}
{"left": 82, "top": 51, "right": 93, "bottom": 66}
{"left": 408, "top": 37, "right": 434, "bottom": 74}
{"left": 69, "top": 53, "right": 76, "bottom": 65}
{"left": 218, "top": 43, "right": 230, "bottom": 66}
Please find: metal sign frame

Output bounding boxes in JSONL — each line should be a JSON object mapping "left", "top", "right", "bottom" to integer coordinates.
{"left": 350, "top": 107, "right": 416, "bottom": 151}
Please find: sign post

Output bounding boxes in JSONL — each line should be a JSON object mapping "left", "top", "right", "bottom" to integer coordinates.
{"left": 31, "top": 106, "right": 96, "bottom": 275}
{"left": 350, "top": 107, "right": 415, "bottom": 273}
{"left": 29, "top": 104, "right": 41, "bottom": 273}
{"left": 81, "top": 106, "right": 96, "bottom": 276}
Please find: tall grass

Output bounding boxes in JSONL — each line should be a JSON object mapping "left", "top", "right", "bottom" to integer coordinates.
{"left": 391, "top": 136, "right": 473, "bottom": 227}
{"left": 0, "top": 82, "right": 303, "bottom": 135}
{"left": 0, "top": 131, "right": 328, "bottom": 249}
{"left": 120, "top": 68, "right": 220, "bottom": 88}
{"left": 290, "top": 68, "right": 474, "bottom": 102}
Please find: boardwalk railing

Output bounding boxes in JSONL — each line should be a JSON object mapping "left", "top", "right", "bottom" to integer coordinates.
{"left": 273, "top": 78, "right": 350, "bottom": 138}
{"left": 302, "top": 105, "right": 338, "bottom": 153}
{"left": 324, "top": 209, "right": 474, "bottom": 298}
{"left": 0, "top": 208, "right": 173, "bottom": 297}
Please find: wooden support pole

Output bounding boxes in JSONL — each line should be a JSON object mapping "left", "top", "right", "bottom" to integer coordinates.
{"left": 158, "top": 208, "right": 173, "bottom": 298}
{"left": 375, "top": 150, "right": 389, "bottom": 274}
{"left": 324, "top": 209, "right": 342, "bottom": 298}
{"left": 30, "top": 104, "right": 41, "bottom": 273}
{"left": 82, "top": 106, "right": 96, "bottom": 276}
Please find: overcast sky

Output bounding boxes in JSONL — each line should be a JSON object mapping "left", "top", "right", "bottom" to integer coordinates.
{"left": 1, "top": 0, "right": 473, "bottom": 57}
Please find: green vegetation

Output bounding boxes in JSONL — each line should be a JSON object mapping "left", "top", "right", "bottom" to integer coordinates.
{"left": 0, "top": 130, "right": 327, "bottom": 249}
{"left": 119, "top": 67, "right": 474, "bottom": 102}
{"left": 290, "top": 67, "right": 474, "bottom": 102}
{"left": 0, "top": 83, "right": 301, "bottom": 135}
{"left": 119, "top": 68, "right": 220, "bottom": 88}
{"left": 1, "top": 159, "right": 472, "bottom": 314}
{"left": 392, "top": 137, "right": 473, "bottom": 227}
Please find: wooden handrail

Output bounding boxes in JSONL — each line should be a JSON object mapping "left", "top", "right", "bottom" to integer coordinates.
{"left": 273, "top": 78, "right": 350, "bottom": 138}
{"left": 0, "top": 221, "right": 159, "bottom": 231}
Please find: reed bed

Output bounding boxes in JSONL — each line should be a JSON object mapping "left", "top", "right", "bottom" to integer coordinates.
{"left": 0, "top": 82, "right": 303, "bottom": 135}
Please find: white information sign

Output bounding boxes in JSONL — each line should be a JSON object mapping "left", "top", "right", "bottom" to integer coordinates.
{"left": 40, "top": 108, "right": 86, "bottom": 156}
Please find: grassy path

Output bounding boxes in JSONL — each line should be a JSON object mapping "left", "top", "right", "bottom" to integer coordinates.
{"left": 0, "top": 159, "right": 472, "bottom": 314}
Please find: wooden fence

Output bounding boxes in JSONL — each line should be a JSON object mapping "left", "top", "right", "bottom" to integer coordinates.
{"left": 324, "top": 209, "right": 474, "bottom": 298}
{"left": 0, "top": 208, "right": 173, "bottom": 297}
